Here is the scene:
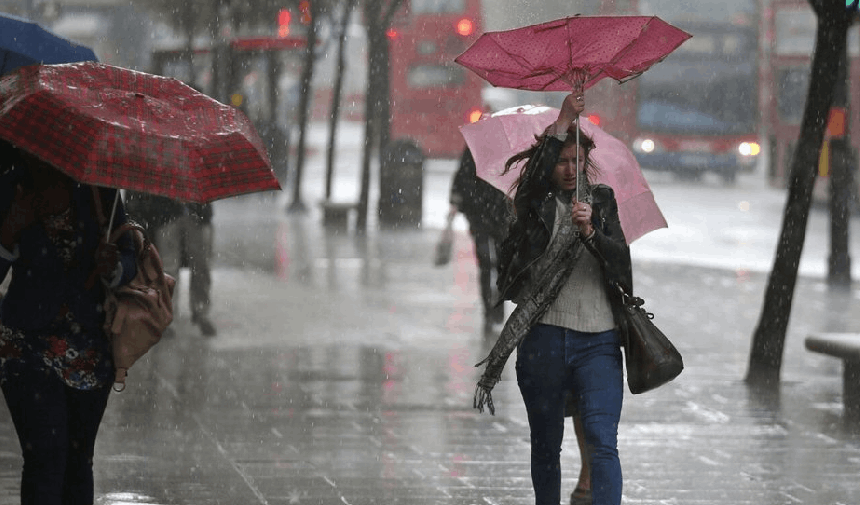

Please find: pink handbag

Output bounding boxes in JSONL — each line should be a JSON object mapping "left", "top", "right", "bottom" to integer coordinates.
{"left": 103, "top": 222, "right": 176, "bottom": 391}
{"left": 92, "top": 187, "right": 176, "bottom": 391}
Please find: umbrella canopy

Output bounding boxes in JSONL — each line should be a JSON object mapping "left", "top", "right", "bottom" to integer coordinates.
{"left": 459, "top": 105, "right": 667, "bottom": 243}
{"left": 0, "top": 13, "right": 97, "bottom": 75}
{"left": 460, "top": 105, "right": 555, "bottom": 195}
{"left": 0, "top": 62, "right": 279, "bottom": 204}
{"left": 454, "top": 15, "right": 691, "bottom": 91}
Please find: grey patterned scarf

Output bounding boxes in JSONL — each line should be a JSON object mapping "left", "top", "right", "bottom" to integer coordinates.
{"left": 473, "top": 206, "right": 586, "bottom": 415}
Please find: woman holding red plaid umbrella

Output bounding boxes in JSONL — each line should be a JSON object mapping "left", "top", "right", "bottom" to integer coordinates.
{"left": 0, "top": 140, "right": 137, "bottom": 504}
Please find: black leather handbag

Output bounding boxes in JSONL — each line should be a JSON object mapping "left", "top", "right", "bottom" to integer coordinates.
{"left": 616, "top": 284, "right": 683, "bottom": 394}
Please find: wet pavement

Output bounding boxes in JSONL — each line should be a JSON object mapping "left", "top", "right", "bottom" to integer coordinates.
{"left": 2, "top": 145, "right": 860, "bottom": 503}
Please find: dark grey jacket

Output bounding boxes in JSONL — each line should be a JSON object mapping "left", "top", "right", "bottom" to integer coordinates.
{"left": 495, "top": 136, "right": 633, "bottom": 332}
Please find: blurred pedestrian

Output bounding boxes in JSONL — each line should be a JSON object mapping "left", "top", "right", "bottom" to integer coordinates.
{"left": 257, "top": 120, "right": 290, "bottom": 190}
{"left": 475, "top": 91, "right": 632, "bottom": 505}
{"left": 125, "top": 193, "right": 217, "bottom": 337}
{"left": 0, "top": 140, "right": 137, "bottom": 503}
{"left": 446, "top": 147, "right": 510, "bottom": 333}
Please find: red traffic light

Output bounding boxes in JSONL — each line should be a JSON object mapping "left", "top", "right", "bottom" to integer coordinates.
{"left": 277, "top": 9, "right": 291, "bottom": 38}
{"left": 456, "top": 17, "right": 474, "bottom": 37}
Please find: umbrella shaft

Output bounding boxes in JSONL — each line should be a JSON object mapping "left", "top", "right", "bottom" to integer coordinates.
{"left": 106, "top": 191, "right": 119, "bottom": 239}
{"left": 575, "top": 117, "right": 580, "bottom": 203}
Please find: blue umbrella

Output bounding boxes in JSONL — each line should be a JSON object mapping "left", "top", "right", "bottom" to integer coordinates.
{"left": 0, "top": 12, "right": 97, "bottom": 75}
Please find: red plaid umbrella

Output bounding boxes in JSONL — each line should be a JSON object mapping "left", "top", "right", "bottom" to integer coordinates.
{"left": 454, "top": 15, "right": 691, "bottom": 91}
{"left": 0, "top": 62, "right": 279, "bottom": 204}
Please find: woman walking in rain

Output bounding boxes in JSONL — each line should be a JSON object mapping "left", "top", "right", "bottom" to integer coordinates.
{"left": 473, "top": 91, "right": 632, "bottom": 505}
{"left": 0, "top": 140, "right": 137, "bottom": 504}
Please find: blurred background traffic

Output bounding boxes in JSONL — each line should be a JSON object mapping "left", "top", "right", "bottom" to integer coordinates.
{"left": 0, "top": 0, "right": 853, "bottom": 215}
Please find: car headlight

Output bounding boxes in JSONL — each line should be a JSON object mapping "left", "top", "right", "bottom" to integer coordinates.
{"left": 738, "top": 141, "right": 761, "bottom": 157}
{"left": 633, "top": 137, "right": 658, "bottom": 154}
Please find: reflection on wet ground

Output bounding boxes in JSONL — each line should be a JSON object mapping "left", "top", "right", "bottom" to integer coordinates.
{"left": 0, "top": 194, "right": 859, "bottom": 504}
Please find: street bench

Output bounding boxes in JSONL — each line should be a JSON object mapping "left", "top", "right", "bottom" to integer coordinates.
{"left": 320, "top": 201, "right": 358, "bottom": 230}
{"left": 805, "top": 332, "right": 860, "bottom": 416}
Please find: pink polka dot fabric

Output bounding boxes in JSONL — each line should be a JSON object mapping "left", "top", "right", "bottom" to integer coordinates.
{"left": 454, "top": 16, "right": 692, "bottom": 92}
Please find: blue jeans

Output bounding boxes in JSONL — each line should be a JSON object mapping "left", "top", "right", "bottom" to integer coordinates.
{"left": 1, "top": 367, "right": 111, "bottom": 505}
{"left": 516, "top": 324, "right": 624, "bottom": 505}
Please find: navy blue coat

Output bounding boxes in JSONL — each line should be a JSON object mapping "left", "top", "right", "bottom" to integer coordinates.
{"left": 0, "top": 167, "right": 137, "bottom": 333}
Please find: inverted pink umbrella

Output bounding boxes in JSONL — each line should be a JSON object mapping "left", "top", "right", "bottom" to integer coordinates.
{"left": 454, "top": 15, "right": 692, "bottom": 92}
{"left": 455, "top": 16, "right": 685, "bottom": 241}
{"left": 459, "top": 105, "right": 667, "bottom": 243}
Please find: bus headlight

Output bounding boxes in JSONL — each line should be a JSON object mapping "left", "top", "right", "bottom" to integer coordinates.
{"left": 633, "top": 137, "right": 657, "bottom": 154}
{"left": 738, "top": 141, "right": 761, "bottom": 157}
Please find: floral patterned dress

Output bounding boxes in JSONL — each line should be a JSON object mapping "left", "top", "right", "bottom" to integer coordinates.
{"left": 0, "top": 208, "right": 113, "bottom": 390}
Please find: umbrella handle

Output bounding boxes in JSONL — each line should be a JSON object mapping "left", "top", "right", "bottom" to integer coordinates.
{"left": 106, "top": 191, "right": 119, "bottom": 240}
{"left": 575, "top": 115, "right": 580, "bottom": 203}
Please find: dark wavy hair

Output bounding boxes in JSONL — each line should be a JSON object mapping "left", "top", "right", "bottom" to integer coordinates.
{"left": 502, "top": 126, "right": 598, "bottom": 219}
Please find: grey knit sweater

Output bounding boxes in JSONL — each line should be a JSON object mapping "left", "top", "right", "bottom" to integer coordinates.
{"left": 538, "top": 198, "right": 616, "bottom": 332}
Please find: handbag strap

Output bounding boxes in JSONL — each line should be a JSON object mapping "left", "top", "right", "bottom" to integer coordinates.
{"left": 588, "top": 237, "right": 637, "bottom": 307}
{"left": 86, "top": 186, "right": 112, "bottom": 290}
{"left": 612, "top": 282, "right": 651, "bottom": 316}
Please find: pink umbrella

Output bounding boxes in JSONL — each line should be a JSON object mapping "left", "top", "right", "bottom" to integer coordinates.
{"left": 460, "top": 105, "right": 554, "bottom": 196}
{"left": 459, "top": 105, "right": 667, "bottom": 243}
{"left": 454, "top": 15, "right": 692, "bottom": 92}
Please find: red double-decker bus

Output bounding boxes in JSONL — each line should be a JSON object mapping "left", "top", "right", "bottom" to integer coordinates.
{"left": 761, "top": 0, "right": 860, "bottom": 199}
{"left": 387, "top": 0, "right": 484, "bottom": 159}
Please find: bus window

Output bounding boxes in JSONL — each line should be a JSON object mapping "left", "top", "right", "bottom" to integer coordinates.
{"left": 677, "top": 34, "right": 717, "bottom": 54}
{"left": 407, "top": 64, "right": 464, "bottom": 88}
{"left": 390, "top": 0, "right": 482, "bottom": 158}
{"left": 636, "top": 28, "right": 757, "bottom": 135}
{"left": 722, "top": 34, "right": 744, "bottom": 55}
{"left": 776, "top": 68, "right": 809, "bottom": 124}
{"left": 411, "top": 0, "right": 465, "bottom": 14}
{"left": 639, "top": 0, "right": 755, "bottom": 24}
{"left": 775, "top": 10, "right": 815, "bottom": 55}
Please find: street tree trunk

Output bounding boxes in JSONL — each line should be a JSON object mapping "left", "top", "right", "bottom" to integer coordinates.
{"left": 746, "top": 1, "right": 852, "bottom": 386}
{"left": 377, "top": 25, "right": 393, "bottom": 151}
{"left": 828, "top": 44, "right": 852, "bottom": 288}
{"left": 181, "top": 0, "right": 195, "bottom": 87}
{"left": 325, "top": 0, "right": 356, "bottom": 200}
{"left": 289, "top": 1, "right": 322, "bottom": 213}
{"left": 356, "top": 0, "right": 405, "bottom": 232}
